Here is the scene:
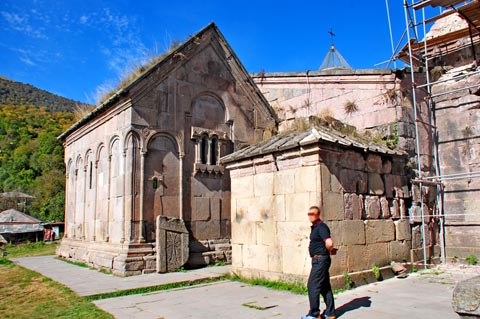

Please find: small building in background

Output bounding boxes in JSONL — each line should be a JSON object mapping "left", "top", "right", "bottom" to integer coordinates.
{"left": 0, "top": 208, "right": 44, "bottom": 243}
{"left": 0, "top": 191, "right": 35, "bottom": 213}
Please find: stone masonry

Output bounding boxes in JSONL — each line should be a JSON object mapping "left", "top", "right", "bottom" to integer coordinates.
{"left": 222, "top": 125, "right": 419, "bottom": 283}
{"left": 57, "top": 23, "right": 277, "bottom": 275}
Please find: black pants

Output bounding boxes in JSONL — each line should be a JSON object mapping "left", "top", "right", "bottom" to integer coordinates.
{"left": 307, "top": 255, "right": 335, "bottom": 317}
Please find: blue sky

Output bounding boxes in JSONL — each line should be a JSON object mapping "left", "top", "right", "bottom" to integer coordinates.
{"left": 1, "top": 0, "right": 411, "bottom": 104}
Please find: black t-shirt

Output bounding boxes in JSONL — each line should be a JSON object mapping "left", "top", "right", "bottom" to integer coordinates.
{"left": 309, "top": 221, "right": 331, "bottom": 257}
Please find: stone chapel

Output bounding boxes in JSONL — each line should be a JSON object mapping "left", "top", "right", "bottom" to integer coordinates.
{"left": 56, "top": 23, "right": 277, "bottom": 275}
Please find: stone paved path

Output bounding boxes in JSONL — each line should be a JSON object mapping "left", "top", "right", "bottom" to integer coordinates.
{"left": 13, "top": 256, "right": 480, "bottom": 319}
{"left": 94, "top": 264, "right": 480, "bottom": 319}
{"left": 12, "top": 255, "right": 229, "bottom": 296}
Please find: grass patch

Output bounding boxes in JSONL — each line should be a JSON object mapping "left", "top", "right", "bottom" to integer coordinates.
{"left": 228, "top": 273, "right": 308, "bottom": 295}
{"left": 84, "top": 277, "right": 227, "bottom": 301}
{"left": 0, "top": 259, "right": 112, "bottom": 319}
{"left": 57, "top": 257, "right": 89, "bottom": 268}
{"left": 344, "top": 100, "right": 359, "bottom": 115}
{"left": 466, "top": 255, "right": 478, "bottom": 265}
{"left": 3, "top": 241, "right": 58, "bottom": 258}
{"left": 242, "top": 302, "right": 277, "bottom": 310}
{"left": 372, "top": 265, "right": 381, "bottom": 281}
{"left": 420, "top": 270, "right": 444, "bottom": 276}
{"left": 56, "top": 257, "right": 113, "bottom": 274}
{"left": 228, "top": 273, "right": 353, "bottom": 296}
{"left": 343, "top": 272, "right": 353, "bottom": 289}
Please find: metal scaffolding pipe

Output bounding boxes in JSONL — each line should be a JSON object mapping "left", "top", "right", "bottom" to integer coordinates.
{"left": 386, "top": 0, "right": 397, "bottom": 69}
{"left": 422, "top": 171, "right": 480, "bottom": 180}
{"left": 404, "top": 0, "right": 429, "bottom": 269}
{"left": 416, "top": 69, "right": 480, "bottom": 88}
{"left": 431, "top": 83, "right": 480, "bottom": 98}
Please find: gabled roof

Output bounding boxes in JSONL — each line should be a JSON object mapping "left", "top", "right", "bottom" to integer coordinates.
{"left": 221, "top": 125, "right": 405, "bottom": 164}
{"left": 319, "top": 45, "right": 352, "bottom": 71}
{"left": 0, "top": 209, "right": 42, "bottom": 223}
{"left": 0, "top": 192, "right": 34, "bottom": 199}
{"left": 59, "top": 22, "right": 277, "bottom": 141}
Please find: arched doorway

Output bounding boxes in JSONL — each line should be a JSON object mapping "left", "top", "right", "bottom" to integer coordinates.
{"left": 143, "top": 135, "right": 180, "bottom": 241}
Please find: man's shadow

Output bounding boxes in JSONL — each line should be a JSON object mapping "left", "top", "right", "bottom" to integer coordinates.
{"left": 333, "top": 296, "right": 372, "bottom": 317}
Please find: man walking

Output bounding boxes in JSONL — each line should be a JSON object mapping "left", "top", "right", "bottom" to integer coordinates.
{"left": 302, "top": 206, "right": 337, "bottom": 319}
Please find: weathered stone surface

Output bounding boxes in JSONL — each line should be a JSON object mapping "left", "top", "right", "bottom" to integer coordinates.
{"left": 390, "top": 198, "right": 400, "bottom": 219}
{"left": 344, "top": 193, "right": 362, "bottom": 220}
{"left": 411, "top": 225, "right": 430, "bottom": 249}
{"left": 323, "top": 191, "right": 344, "bottom": 221}
{"left": 365, "top": 242, "right": 390, "bottom": 267}
{"left": 347, "top": 244, "right": 368, "bottom": 272}
{"left": 274, "top": 169, "right": 295, "bottom": 195}
{"left": 364, "top": 196, "right": 381, "bottom": 219}
{"left": 368, "top": 173, "right": 384, "bottom": 195}
{"left": 254, "top": 173, "right": 274, "bottom": 197}
{"left": 340, "top": 151, "right": 365, "bottom": 171}
{"left": 393, "top": 175, "right": 410, "bottom": 198}
{"left": 321, "top": 164, "right": 343, "bottom": 193}
{"left": 452, "top": 275, "right": 480, "bottom": 317}
{"left": 382, "top": 160, "right": 392, "bottom": 174}
{"left": 409, "top": 205, "right": 422, "bottom": 223}
{"left": 366, "top": 154, "right": 383, "bottom": 173}
{"left": 412, "top": 184, "right": 422, "bottom": 204}
{"left": 342, "top": 220, "right": 366, "bottom": 245}
{"left": 156, "top": 216, "right": 189, "bottom": 273}
{"left": 399, "top": 198, "right": 407, "bottom": 219}
{"left": 294, "top": 166, "right": 319, "bottom": 194}
{"left": 380, "top": 197, "right": 390, "bottom": 219}
{"left": 192, "top": 197, "right": 211, "bottom": 221}
{"left": 339, "top": 169, "right": 367, "bottom": 194}
{"left": 383, "top": 174, "right": 394, "bottom": 198}
{"left": 389, "top": 240, "right": 411, "bottom": 262}
{"left": 365, "top": 220, "right": 395, "bottom": 244}
{"left": 328, "top": 221, "right": 343, "bottom": 246}
{"left": 395, "top": 220, "right": 412, "bottom": 241}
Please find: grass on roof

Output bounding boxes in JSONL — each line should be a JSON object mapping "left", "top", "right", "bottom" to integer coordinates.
{"left": 97, "top": 41, "right": 182, "bottom": 105}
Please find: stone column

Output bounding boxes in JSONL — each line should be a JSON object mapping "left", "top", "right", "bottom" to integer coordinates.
{"left": 72, "top": 168, "right": 77, "bottom": 239}
{"left": 179, "top": 153, "right": 184, "bottom": 220}
{"left": 120, "top": 151, "right": 126, "bottom": 243}
{"left": 207, "top": 139, "right": 212, "bottom": 165}
{"left": 82, "top": 164, "right": 87, "bottom": 240}
{"left": 139, "top": 151, "right": 146, "bottom": 242}
{"left": 93, "top": 160, "right": 98, "bottom": 241}
{"left": 216, "top": 139, "right": 221, "bottom": 165}
{"left": 65, "top": 170, "right": 70, "bottom": 239}
{"left": 194, "top": 137, "right": 201, "bottom": 164}
{"left": 106, "top": 155, "right": 112, "bottom": 242}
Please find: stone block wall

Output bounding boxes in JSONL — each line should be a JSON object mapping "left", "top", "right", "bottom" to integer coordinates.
{"left": 227, "top": 142, "right": 425, "bottom": 283}
{"left": 433, "top": 67, "right": 480, "bottom": 258}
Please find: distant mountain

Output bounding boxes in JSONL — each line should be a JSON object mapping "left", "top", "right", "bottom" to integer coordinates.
{"left": 0, "top": 77, "right": 91, "bottom": 112}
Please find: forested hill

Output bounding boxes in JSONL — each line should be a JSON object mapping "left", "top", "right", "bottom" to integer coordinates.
{"left": 0, "top": 76, "right": 86, "bottom": 112}
{"left": 0, "top": 76, "right": 82, "bottom": 222}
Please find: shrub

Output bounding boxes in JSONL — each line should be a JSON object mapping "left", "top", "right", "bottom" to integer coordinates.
{"left": 466, "top": 255, "right": 478, "bottom": 265}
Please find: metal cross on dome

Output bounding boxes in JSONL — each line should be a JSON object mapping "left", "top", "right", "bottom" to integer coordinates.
{"left": 328, "top": 28, "right": 335, "bottom": 45}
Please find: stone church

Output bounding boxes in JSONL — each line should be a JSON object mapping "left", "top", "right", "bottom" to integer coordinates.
{"left": 57, "top": 23, "right": 277, "bottom": 275}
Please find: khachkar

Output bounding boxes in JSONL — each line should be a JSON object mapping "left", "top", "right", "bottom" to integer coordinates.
{"left": 156, "top": 216, "right": 189, "bottom": 273}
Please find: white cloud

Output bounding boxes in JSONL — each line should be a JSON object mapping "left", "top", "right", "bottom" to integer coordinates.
{"left": 19, "top": 56, "right": 35, "bottom": 66}
{"left": 1, "top": 10, "right": 48, "bottom": 39}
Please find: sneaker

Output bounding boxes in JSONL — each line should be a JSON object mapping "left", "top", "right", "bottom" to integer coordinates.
{"left": 324, "top": 316, "right": 336, "bottom": 319}
{"left": 301, "top": 316, "right": 317, "bottom": 319}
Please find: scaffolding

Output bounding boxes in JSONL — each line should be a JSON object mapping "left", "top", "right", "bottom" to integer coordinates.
{"left": 395, "top": 0, "right": 480, "bottom": 268}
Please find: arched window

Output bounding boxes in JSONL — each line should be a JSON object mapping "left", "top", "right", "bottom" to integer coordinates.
{"left": 89, "top": 162, "right": 93, "bottom": 189}
{"left": 210, "top": 136, "right": 218, "bottom": 165}
{"left": 200, "top": 135, "right": 208, "bottom": 165}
